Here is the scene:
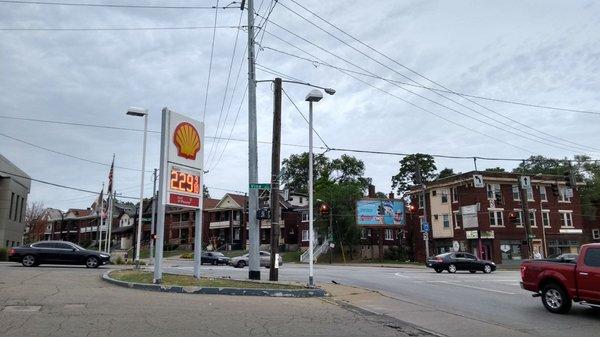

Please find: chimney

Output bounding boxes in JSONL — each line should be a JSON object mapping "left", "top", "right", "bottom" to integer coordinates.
{"left": 388, "top": 192, "right": 394, "bottom": 200}
{"left": 368, "top": 184, "right": 375, "bottom": 198}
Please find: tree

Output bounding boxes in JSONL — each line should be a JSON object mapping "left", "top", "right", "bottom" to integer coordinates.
{"left": 391, "top": 154, "right": 437, "bottom": 194}
{"left": 484, "top": 167, "right": 506, "bottom": 172}
{"left": 281, "top": 152, "right": 330, "bottom": 194}
{"left": 437, "top": 168, "right": 456, "bottom": 179}
{"left": 203, "top": 185, "right": 210, "bottom": 199}
{"left": 512, "top": 155, "right": 567, "bottom": 175}
{"left": 25, "top": 201, "right": 45, "bottom": 243}
{"left": 375, "top": 192, "right": 388, "bottom": 199}
{"left": 329, "top": 155, "right": 372, "bottom": 188}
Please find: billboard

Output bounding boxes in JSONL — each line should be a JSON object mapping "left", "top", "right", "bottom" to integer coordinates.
{"left": 356, "top": 199, "right": 404, "bottom": 226}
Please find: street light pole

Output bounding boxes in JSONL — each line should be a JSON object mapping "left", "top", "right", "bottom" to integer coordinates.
{"left": 150, "top": 168, "right": 158, "bottom": 265}
{"left": 127, "top": 107, "right": 149, "bottom": 269}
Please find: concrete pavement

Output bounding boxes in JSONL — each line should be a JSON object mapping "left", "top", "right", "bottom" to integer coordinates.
{"left": 0, "top": 262, "right": 423, "bottom": 337}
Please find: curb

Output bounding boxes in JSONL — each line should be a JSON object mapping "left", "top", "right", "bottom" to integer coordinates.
{"left": 101, "top": 271, "right": 326, "bottom": 298}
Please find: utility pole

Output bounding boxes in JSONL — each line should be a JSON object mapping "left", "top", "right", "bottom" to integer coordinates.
{"left": 269, "top": 78, "right": 282, "bottom": 281}
{"left": 149, "top": 169, "right": 157, "bottom": 265}
{"left": 329, "top": 205, "right": 333, "bottom": 264}
{"left": 415, "top": 165, "right": 430, "bottom": 260}
{"left": 98, "top": 182, "right": 104, "bottom": 252}
{"left": 519, "top": 175, "right": 533, "bottom": 259}
{"left": 246, "top": 0, "right": 260, "bottom": 280}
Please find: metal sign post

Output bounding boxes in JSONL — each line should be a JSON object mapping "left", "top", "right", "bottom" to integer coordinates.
{"left": 154, "top": 108, "right": 204, "bottom": 284}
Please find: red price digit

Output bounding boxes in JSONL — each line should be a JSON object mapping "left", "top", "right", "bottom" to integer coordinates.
{"left": 186, "top": 174, "right": 193, "bottom": 193}
{"left": 170, "top": 170, "right": 178, "bottom": 190}
{"left": 178, "top": 172, "right": 186, "bottom": 191}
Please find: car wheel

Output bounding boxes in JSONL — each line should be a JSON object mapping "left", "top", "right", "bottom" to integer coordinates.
{"left": 434, "top": 268, "right": 443, "bottom": 273}
{"left": 542, "top": 283, "right": 572, "bottom": 314}
{"left": 212, "top": 260, "right": 217, "bottom": 266}
{"left": 469, "top": 270, "right": 477, "bottom": 274}
{"left": 22, "top": 255, "right": 36, "bottom": 267}
{"left": 237, "top": 261, "right": 246, "bottom": 268}
{"left": 483, "top": 264, "right": 493, "bottom": 274}
{"left": 448, "top": 264, "right": 457, "bottom": 273}
{"left": 86, "top": 256, "right": 99, "bottom": 268}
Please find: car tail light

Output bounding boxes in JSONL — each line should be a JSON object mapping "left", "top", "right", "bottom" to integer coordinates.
{"left": 8, "top": 248, "right": 16, "bottom": 256}
{"left": 520, "top": 265, "right": 526, "bottom": 279}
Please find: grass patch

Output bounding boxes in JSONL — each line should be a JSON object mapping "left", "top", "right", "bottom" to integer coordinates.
{"left": 110, "top": 270, "right": 304, "bottom": 290}
{"left": 282, "top": 250, "right": 302, "bottom": 263}
{"left": 138, "top": 249, "right": 192, "bottom": 259}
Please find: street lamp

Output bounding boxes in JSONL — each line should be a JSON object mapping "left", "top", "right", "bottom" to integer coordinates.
{"left": 305, "top": 88, "right": 325, "bottom": 288}
{"left": 127, "top": 107, "right": 148, "bottom": 269}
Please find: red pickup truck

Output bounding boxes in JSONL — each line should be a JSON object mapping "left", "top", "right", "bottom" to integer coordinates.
{"left": 520, "top": 243, "right": 600, "bottom": 314}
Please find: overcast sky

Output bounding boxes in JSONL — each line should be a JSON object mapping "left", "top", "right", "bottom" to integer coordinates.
{"left": 1, "top": 0, "right": 599, "bottom": 211}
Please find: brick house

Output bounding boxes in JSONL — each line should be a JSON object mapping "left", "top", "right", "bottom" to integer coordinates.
{"left": 583, "top": 205, "right": 600, "bottom": 244}
{"left": 406, "top": 171, "right": 584, "bottom": 264}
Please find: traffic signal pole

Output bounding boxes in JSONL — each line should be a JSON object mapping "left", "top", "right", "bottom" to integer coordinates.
{"left": 415, "top": 165, "right": 430, "bottom": 260}
{"left": 269, "top": 78, "right": 282, "bottom": 282}
{"left": 519, "top": 176, "right": 533, "bottom": 259}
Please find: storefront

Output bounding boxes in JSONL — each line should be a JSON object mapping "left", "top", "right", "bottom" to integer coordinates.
{"left": 500, "top": 240, "right": 522, "bottom": 263}
{"left": 465, "top": 230, "right": 494, "bottom": 261}
{"left": 548, "top": 239, "right": 580, "bottom": 255}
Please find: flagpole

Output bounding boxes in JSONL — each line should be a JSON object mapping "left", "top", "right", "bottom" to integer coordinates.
{"left": 98, "top": 183, "right": 104, "bottom": 252}
{"left": 107, "top": 191, "right": 114, "bottom": 253}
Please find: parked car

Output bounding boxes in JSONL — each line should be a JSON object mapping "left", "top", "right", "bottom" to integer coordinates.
{"left": 230, "top": 251, "right": 283, "bottom": 268}
{"left": 201, "top": 251, "right": 230, "bottom": 265}
{"left": 521, "top": 243, "right": 600, "bottom": 314}
{"left": 8, "top": 241, "right": 111, "bottom": 268}
{"left": 547, "top": 253, "right": 578, "bottom": 263}
{"left": 427, "top": 252, "right": 496, "bottom": 274}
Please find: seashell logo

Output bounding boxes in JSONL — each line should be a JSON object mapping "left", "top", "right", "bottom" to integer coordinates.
{"left": 173, "top": 122, "right": 201, "bottom": 160}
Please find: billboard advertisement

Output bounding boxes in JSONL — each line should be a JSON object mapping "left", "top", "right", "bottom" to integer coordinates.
{"left": 356, "top": 199, "right": 405, "bottom": 226}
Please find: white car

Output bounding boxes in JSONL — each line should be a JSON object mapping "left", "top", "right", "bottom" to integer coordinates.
{"left": 230, "top": 251, "right": 283, "bottom": 268}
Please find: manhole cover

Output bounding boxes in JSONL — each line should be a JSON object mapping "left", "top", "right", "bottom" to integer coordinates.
{"left": 3, "top": 306, "right": 42, "bottom": 312}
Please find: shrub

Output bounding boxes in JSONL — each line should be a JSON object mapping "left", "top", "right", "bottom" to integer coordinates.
{"left": 384, "top": 246, "right": 408, "bottom": 261}
{"left": 0, "top": 248, "right": 7, "bottom": 261}
{"left": 164, "top": 244, "right": 179, "bottom": 251}
{"left": 180, "top": 252, "right": 194, "bottom": 259}
{"left": 115, "top": 256, "right": 125, "bottom": 265}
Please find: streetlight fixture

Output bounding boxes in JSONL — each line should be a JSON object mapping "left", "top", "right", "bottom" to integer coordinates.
{"left": 305, "top": 88, "right": 325, "bottom": 288}
{"left": 126, "top": 107, "right": 149, "bottom": 269}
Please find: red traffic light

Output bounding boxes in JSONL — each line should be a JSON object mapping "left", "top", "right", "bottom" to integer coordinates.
{"left": 407, "top": 204, "right": 416, "bottom": 213}
{"left": 320, "top": 203, "right": 330, "bottom": 215}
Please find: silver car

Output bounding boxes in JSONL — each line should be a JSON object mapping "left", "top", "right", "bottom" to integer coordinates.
{"left": 230, "top": 251, "right": 283, "bottom": 268}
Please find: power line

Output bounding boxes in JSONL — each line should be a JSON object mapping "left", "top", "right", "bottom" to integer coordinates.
{"left": 271, "top": 4, "right": 600, "bottom": 154}
{"left": 206, "top": 9, "right": 244, "bottom": 168}
{"left": 0, "top": 132, "right": 152, "bottom": 172}
{"left": 0, "top": 0, "right": 237, "bottom": 9}
{"left": 201, "top": 0, "right": 221, "bottom": 123}
{"left": 260, "top": 45, "right": 600, "bottom": 117}
{"left": 0, "top": 26, "right": 243, "bottom": 31}
{"left": 279, "top": 0, "right": 600, "bottom": 153}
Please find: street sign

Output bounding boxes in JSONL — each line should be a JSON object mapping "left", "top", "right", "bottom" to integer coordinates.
{"left": 421, "top": 221, "right": 430, "bottom": 233}
{"left": 249, "top": 183, "right": 270, "bottom": 190}
{"left": 473, "top": 174, "right": 484, "bottom": 188}
{"left": 565, "top": 188, "right": 574, "bottom": 198}
{"left": 520, "top": 176, "right": 531, "bottom": 189}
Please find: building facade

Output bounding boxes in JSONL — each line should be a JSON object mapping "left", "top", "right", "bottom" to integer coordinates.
{"left": 407, "top": 171, "right": 584, "bottom": 264}
{"left": 0, "top": 154, "right": 31, "bottom": 248}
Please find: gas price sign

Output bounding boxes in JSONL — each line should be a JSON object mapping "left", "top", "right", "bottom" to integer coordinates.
{"left": 167, "top": 164, "right": 202, "bottom": 208}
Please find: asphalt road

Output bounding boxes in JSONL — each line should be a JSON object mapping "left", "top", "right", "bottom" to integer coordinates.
{"left": 0, "top": 262, "right": 425, "bottom": 337}
{"left": 161, "top": 261, "right": 600, "bottom": 337}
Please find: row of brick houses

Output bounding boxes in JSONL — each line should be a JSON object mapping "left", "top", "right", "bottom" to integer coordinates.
{"left": 404, "top": 171, "right": 595, "bottom": 264}
{"left": 26, "top": 191, "right": 315, "bottom": 252}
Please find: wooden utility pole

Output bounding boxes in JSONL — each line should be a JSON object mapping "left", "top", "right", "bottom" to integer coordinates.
{"left": 269, "top": 78, "right": 282, "bottom": 281}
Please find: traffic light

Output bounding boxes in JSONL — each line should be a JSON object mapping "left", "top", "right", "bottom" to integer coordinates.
{"left": 407, "top": 204, "right": 416, "bottom": 213}
{"left": 551, "top": 184, "right": 559, "bottom": 197}
{"left": 564, "top": 171, "right": 572, "bottom": 188}
{"left": 508, "top": 212, "right": 519, "bottom": 225}
{"left": 319, "top": 203, "right": 330, "bottom": 215}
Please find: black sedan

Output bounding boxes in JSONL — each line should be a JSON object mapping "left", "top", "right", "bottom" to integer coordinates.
{"left": 200, "top": 251, "right": 230, "bottom": 265}
{"left": 8, "top": 241, "right": 111, "bottom": 268}
{"left": 427, "top": 252, "right": 496, "bottom": 274}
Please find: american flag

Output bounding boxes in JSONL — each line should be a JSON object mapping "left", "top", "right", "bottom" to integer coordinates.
{"left": 107, "top": 156, "right": 114, "bottom": 194}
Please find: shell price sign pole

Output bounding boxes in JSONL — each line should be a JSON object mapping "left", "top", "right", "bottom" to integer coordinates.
{"left": 154, "top": 108, "right": 204, "bottom": 283}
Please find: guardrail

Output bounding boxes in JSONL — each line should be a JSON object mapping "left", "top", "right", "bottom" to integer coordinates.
{"left": 300, "top": 240, "right": 329, "bottom": 263}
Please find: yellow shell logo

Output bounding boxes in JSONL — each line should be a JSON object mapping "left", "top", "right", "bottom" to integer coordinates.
{"left": 173, "top": 122, "right": 201, "bottom": 160}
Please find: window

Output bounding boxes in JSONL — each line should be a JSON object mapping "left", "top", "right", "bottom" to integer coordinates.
{"left": 301, "top": 212, "right": 308, "bottom": 222}
{"left": 542, "top": 211, "right": 550, "bottom": 228}
{"left": 453, "top": 211, "right": 461, "bottom": 229}
{"left": 9, "top": 193, "right": 14, "bottom": 220}
{"left": 260, "top": 230, "right": 265, "bottom": 241}
{"left": 592, "top": 229, "right": 599, "bottom": 240}
{"left": 464, "top": 253, "right": 477, "bottom": 260}
{"left": 442, "top": 214, "right": 450, "bottom": 228}
{"left": 558, "top": 187, "right": 571, "bottom": 202}
{"left": 234, "top": 228, "right": 240, "bottom": 240}
{"left": 540, "top": 186, "right": 547, "bottom": 202}
{"left": 289, "top": 227, "right": 294, "bottom": 235}
{"left": 489, "top": 211, "right": 504, "bottom": 227}
{"left": 302, "top": 230, "right": 309, "bottom": 241}
{"left": 529, "top": 210, "right": 536, "bottom": 228}
{"left": 385, "top": 229, "right": 393, "bottom": 240}
{"left": 360, "top": 229, "right": 367, "bottom": 239}
{"left": 560, "top": 212, "right": 573, "bottom": 227}
{"left": 512, "top": 185, "right": 520, "bottom": 201}
{"left": 432, "top": 190, "right": 437, "bottom": 197}
{"left": 487, "top": 184, "right": 501, "bottom": 200}
{"left": 15, "top": 195, "right": 21, "bottom": 221}
{"left": 181, "top": 213, "right": 189, "bottom": 222}
{"left": 527, "top": 187, "right": 534, "bottom": 201}
{"left": 55, "top": 243, "right": 73, "bottom": 250}
{"left": 514, "top": 210, "right": 524, "bottom": 227}
{"left": 583, "top": 248, "right": 600, "bottom": 267}
{"left": 451, "top": 187, "right": 458, "bottom": 203}
{"left": 441, "top": 191, "right": 448, "bottom": 203}
{"left": 418, "top": 195, "right": 424, "bottom": 209}
{"left": 19, "top": 198, "right": 24, "bottom": 223}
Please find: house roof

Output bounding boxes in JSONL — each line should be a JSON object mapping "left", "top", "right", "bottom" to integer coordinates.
{"left": 0, "top": 153, "right": 31, "bottom": 190}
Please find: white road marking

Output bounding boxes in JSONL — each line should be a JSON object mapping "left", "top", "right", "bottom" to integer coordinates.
{"left": 426, "top": 280, "right": 517, "bottom": 295}
{"left": 393, "top": 272, "right": 412, "bottom": 278}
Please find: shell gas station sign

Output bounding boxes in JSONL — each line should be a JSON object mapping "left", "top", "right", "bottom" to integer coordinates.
{"left": 160, "top": 109, "right": 204, "bottom": 209}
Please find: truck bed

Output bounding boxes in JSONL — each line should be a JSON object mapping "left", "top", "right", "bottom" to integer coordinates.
{"left": 521, "top": 259, "right": 578, "bottom": 296}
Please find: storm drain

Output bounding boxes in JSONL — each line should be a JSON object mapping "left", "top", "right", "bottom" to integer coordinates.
{"left": 2, "top": 305, "right": 42, "bottom": 312}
